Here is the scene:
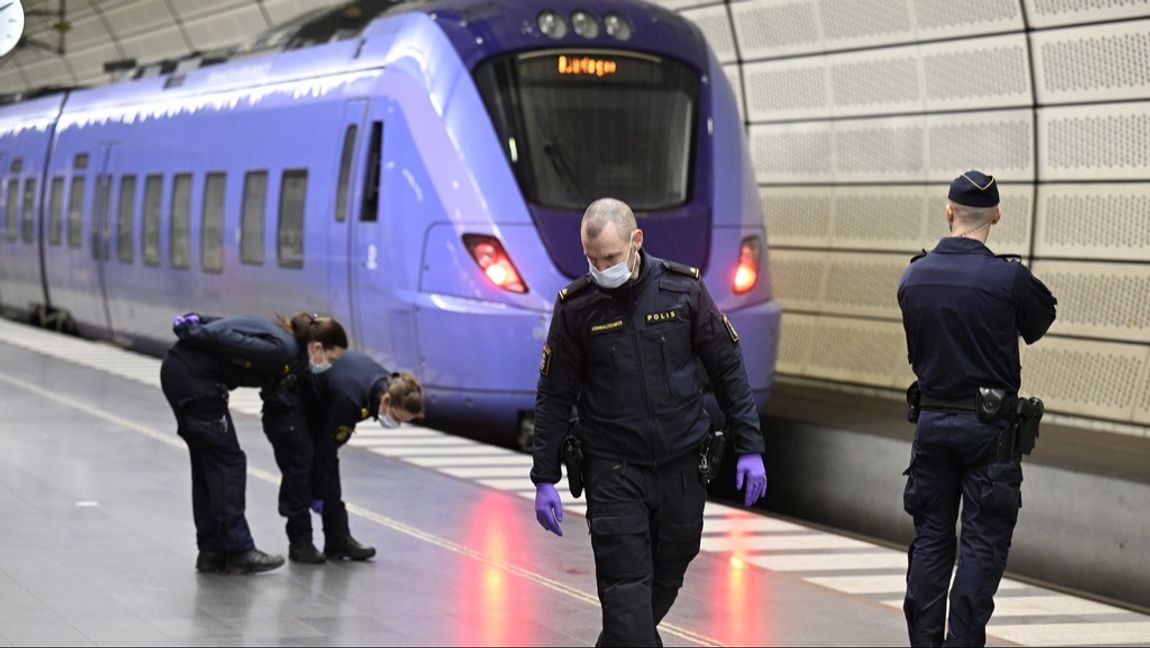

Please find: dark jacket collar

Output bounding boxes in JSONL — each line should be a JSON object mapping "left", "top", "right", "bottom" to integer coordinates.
{"left": 933, "top": 237, "right": 993, "bottom": 255}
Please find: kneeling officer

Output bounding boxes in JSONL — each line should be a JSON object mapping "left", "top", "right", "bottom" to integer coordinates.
{"left": 531, "top": 198, "right": 768, "bottom": 646}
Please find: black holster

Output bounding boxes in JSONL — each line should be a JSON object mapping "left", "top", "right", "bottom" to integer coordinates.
{"left": 993, "top": 395, "right": 1044, "bottom": 462}
{"left": 906, "top": 382, "right": 921, "bottom": 423}
{"left": 561, "top": 435, "right": 584, "bottom": 499}
{"left": 698, "top": 429, "right": 727, "bottom": 484}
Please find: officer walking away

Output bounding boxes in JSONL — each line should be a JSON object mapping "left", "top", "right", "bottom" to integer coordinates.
{"left": 531, "top": 197, "right": 768, "bottom": 646}
{"left": 159, "top": 311, "right": 347, "bottom": 574}
{"left": 261, "top": 313, "right": 348, "bottom": 565}
{"left": 898, "top": 171, "right": 1057, "bottom": 647}
{"left": 306, "top": 350, "right": 424, "bottom": 561}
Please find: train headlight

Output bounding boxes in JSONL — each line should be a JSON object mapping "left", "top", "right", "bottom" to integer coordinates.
{"left": 604, "top": 13, "right": 632, "bottom": 41}
{"left": 538, "top": 11, "right": 568, "bottom": 39}
{"left": 463, "top": 234, "right": 528, "bottom": 294}
{"left": 732, "top": 236, "right": 761, "bottom": 295}
{"left": 571, "top": 11, "right": 600, "bottom": 39}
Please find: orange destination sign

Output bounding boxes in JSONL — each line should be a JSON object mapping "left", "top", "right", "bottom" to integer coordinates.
{"left": 557, "top": 55, "right": 618, "bottom": 77}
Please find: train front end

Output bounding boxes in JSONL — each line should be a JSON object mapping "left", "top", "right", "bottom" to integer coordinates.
{"left": 406, "top": 0, "right": 781, "bottom": 438}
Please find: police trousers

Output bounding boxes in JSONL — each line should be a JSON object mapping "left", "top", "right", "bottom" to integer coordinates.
{"left": 261, "top": 396, "right": 314, "bottom": 544}
{"left": 584, "top": 453, "right": 707, "bottom": 647}
{"left": 311, "top": 424, "right": 350, "bottom": 545}
{"left": 902, "top": 412, "right": 1023, "bottom": 648}
{"left": 160, "top": 351, "right": 254, "bottom": 554}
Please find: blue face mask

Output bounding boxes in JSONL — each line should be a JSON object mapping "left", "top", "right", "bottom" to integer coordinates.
{"left": 589, "top": 236, "right": 637, "bottom": 289}
{"left": 378, "top": 410, "right": 401, "bottom": 429}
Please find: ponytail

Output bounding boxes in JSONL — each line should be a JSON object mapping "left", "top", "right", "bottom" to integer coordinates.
{"left": 275, "top": 312, "right": 349, "bottom": 350}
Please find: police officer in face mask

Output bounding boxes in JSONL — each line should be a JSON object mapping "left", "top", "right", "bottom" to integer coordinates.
{"left": 305, "top": 350, "right": 425, "bottom": 560}
{"left": 898, "top": 171, "right": 1057, "bottom": 647}
{"left": 531, "top": 197, "right": 768, "bottom": 646}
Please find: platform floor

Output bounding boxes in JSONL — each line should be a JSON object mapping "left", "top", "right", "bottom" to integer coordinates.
{"left": 0, "top": 318, "right": 1147, "bottom": 646}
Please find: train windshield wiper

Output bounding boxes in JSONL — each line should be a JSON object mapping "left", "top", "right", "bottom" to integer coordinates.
{"left": 541, "top": 137, "right": 585, "bottom": 206}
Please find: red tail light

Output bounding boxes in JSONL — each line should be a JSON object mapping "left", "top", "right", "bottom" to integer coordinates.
{"left": 463, "top": 234, "right": 528, "bottom": 294}
{"left": 732, "top": 236, "right": 761, "bottom": 295}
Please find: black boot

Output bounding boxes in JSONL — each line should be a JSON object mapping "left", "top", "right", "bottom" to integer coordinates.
{"left": 325, "top": 536, "right": 376, "bottom": 561}
{"left": 195, "top": 550, "right": 225, "bottom": 573}
{"left": 288, "top": 541, "right": 326, "bottom": 564}
{"left": 224, "top": 548, "right": 285, "bottom": 574}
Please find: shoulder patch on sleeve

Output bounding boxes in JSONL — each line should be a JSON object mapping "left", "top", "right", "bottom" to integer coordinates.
{"left": 540, "top": 343, "right": 552, "bottom": 376}
{"left": 664, "top": 260, "right": 700, "bottom": 279}
{"left": 335, "top": 425, "right": 354, "bottom": 444}
{"left": 996, "top": 253, "right": 1023, "bottom": 264}
{"left": 558, "top": 275, "right": 592, "bottom": 301}
{"left": 722, "top": 314, "right": 740, "bottom": 343}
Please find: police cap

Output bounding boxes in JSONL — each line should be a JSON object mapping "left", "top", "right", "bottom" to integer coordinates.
{"left": 948, "top": 170, "right": 999, "bottom": 208}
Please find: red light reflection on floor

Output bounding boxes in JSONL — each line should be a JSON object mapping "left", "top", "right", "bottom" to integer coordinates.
{"left": 704, "top": 516, "right": 772, "bottom": 645}
{"left": 457, "top": 491, "right": 537, "bottom": 646}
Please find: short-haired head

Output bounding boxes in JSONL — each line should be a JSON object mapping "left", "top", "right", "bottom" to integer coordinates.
{"left": 581, "top": 197, "right": 644, "bottom": 272}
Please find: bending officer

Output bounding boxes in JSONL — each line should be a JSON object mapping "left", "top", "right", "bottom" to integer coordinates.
{"left": 898, "top": 171, "right": 1057, "bottom": 646}
{"left": 531, "top": 197, "right": 768, "bottom": 646}
{"left": 306, "top": 350, "right": 424, "bottom": 561}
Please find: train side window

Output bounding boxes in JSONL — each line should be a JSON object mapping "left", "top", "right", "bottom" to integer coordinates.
{"left": 117, "top": 175, "right": 136, "bottom": 264}
{"left": 277, "top": 169, "right": 306, "bottom": 269}
{"left": 67, "top": 176, "right": 85, "bottom": 248}
{"left": 48, "top": 176, "right": 64, "bottom": 246}
{"left": 170, "top": 173, "right": 192, "bottom": 269}
{"left": 360, "top": 121, "right": 382, "bottom": 222}
{"left": 241, "top": 170, "right": 268, "bottom": 265}
{"left": 201, "top": 172, "right": 225, "bottom": 273}
{"left": 335, "top": 124, "right": 356, "bottom": 222}
{"left": 142, "top": 174, "right": 163, "bottom": 267}
{"left": 21, "top": 178, "right": 36, "bottom": 243}
{"left": 4, "top": 178, "right": 17, "bottom": 241}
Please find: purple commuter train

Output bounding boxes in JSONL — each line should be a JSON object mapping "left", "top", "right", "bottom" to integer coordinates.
{"left": 0, "top": 0, "right": 780, "bottom": 443}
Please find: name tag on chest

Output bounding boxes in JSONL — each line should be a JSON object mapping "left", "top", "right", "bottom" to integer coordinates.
{"left": 590, "top": 320, "right": 625, "bottom": 335}
{"left": 645, "top": 309, "right": 678, "bottom": 324}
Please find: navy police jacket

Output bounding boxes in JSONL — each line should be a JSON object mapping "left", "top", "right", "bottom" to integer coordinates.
{"left": 898, "top": 238, "right": 1057, "bottom": 399}
{"left": 171, "top": 315, "right": 303, "bottom": 391}
{"left": 307, "top": 350, "right": 390, "bottom": 446}
{"left": 531, "top": 251, "right": 764, "bottom": 485}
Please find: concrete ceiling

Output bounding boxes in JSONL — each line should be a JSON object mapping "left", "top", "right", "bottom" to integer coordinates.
{"left": 0, "top": 0, "right": 349, "bottom": 94}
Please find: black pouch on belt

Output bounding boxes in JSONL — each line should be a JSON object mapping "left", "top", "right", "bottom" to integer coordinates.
{"left": 976, "top": 387, "right": 1011, "bottom": 422}
{"left": 906, "top": 382, "right": 921, "bottom": 423}
{"left": 561, "top": 435, "right": 584, "bottom": 498}
{"left": 698, "top": 429, "right": 727, "bottom": 484}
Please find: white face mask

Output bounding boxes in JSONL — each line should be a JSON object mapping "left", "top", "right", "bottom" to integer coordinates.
{"left": 378, "top": 411, "right": 401, "bottom": 429}
{"left": 589, "top": 236, "right": 637, "bottom": 289}
{"left": 309, "top": 359, "right": 332, "bottom": 374}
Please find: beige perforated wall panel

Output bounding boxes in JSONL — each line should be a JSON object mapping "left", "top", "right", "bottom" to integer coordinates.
{"left": 682, "top": 5, "right": 739, "bottom": 64}
{"left": 1033, "top": 184, "right": 1150, "bottom": 261}
{"left": 1022, "top": 0, "right": 1150, "bottom": 28}
{"left": 1033, "top": 260, "right": 1150, "bottom": 342}
{"left": 778, "top": 313, "right": 916, "bottom": 388}
{"left": 1020, "top": 338, "right": 1148, "bottom": 420}
{"left": 1032, "top": 20, "right": 1150, "bottom": 104}
{"left": 1040, "top": 102, "right": 1150, "bottom": 181}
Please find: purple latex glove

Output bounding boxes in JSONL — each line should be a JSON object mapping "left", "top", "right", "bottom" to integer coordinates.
{"left": 534, "top": 483, "right": 564, "bottom": 537}
{"left": 310, "top": 499, "right": 324, "bottom": 515}
{"left": 171, "top": 313, "right": 201, "bottom": 336}
{"left": 735, "top": 453, "right": 768, "bottom": 507}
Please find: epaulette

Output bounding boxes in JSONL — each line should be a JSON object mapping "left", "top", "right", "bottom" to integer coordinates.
{"left": 664, "top": 260, "right": 700, "bottom": 279}
{"left": 910, "top": 249, "right": 928, "bottom": 263}
{"left": 996, "top": 254, "right": 1023, "bottom": 264}
{"left": 557, "top": 275, "right": 592, "bottom": 301}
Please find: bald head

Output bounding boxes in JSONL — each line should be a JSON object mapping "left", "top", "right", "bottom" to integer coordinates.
{"left": 582, "top": 198, "right": 637, "bottom": 243}
{"left": 581, "top": 197, "right": 645, "bottom": 274}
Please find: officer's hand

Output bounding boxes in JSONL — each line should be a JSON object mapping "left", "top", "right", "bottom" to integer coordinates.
{"left": 534, "top": 483, "right": 564, "bottom": 537}
{"left": 310, "top": 499, "right": 324, "bottom": 515}
{"left": 172, "top": 313, "right": 202, "bottom": 337}
{"left": 735, "top": 453, "right": 768, "bottom": 507}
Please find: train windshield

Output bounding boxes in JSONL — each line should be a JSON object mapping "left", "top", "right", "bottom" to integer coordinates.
{"left": 474, "top": 50, "right": 699, "bottom": 211}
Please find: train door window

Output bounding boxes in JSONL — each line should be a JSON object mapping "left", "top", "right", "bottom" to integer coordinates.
{"left": 117, "top": 175, "right": 136, "bottom": 264}
{"left": 4, "top": 178, "right": 17, "bottom": 241}
{"left": 20, "top": 178, "right": 36, "bottom": 243}
{"left": 241, "top": 170, "right": 267, "bottom": 265}
{"left": 142, "top": 174, "right": 163, "bottom": 267}
{"left": 277, "top": 169, "right": 306, "bottom": 269}
{"left": 201, "top": 172, "right": 225, "bottom": 273}
{"left": 91, "top": 175, "right": 112, "bottom": 260}
{"left": 48, "top": 176, "right": 64, "bottom": 246}
{"left": 335, "top": 124, "right": 356, "bottom": 222}
{"left": 360, "top": 122, "right": 382, "bottom": 222}
{"left": 67, "top": 176, "right": 85, "bottom": 248}
{"left": 170, "top": 173, "right": 192, "bottom": 269}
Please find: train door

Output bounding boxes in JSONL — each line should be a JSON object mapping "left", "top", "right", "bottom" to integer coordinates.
{"left": 348, "top": 117, "right": 386, "bottom": 353}
{"left": 331, "top": 99, "right": 367, "bottom": 346}
{"left": 89, "top": 143, "right": 116, "bottom": 336}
